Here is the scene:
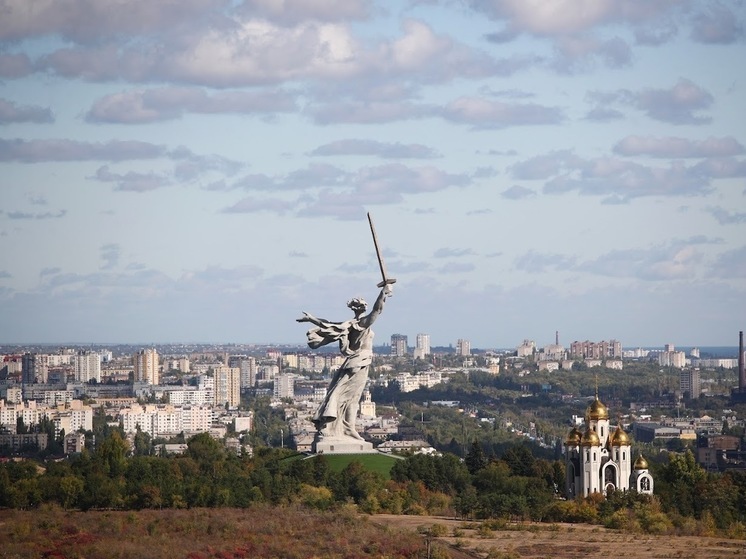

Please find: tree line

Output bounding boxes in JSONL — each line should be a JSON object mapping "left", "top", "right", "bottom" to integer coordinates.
{"left": 1, "top": 430, "right": 745, "bottom": 539}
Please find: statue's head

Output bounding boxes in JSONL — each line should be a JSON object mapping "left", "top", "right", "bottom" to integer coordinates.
{"left": 347, "top": 297, "right": 367, "bottom": 316}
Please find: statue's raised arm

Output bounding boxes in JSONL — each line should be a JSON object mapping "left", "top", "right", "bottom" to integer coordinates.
{"left": 359, "top": 283, "right": 392, "bottom": 329}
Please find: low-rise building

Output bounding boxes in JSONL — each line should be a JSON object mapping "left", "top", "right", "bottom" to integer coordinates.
{"left": 0, "top": 432, "right": 48, "bottom": 452}
{"left": 64, "top": 432, "right": 85, "bottom": 454}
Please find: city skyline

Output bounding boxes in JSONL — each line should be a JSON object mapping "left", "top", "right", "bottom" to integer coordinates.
{"left": 1, "top": 2, "right": 745, "bottom": 348}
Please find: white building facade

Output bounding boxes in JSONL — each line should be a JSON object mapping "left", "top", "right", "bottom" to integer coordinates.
{"left": 564, "top": 394, "right": 653, "bottom": 498}
{"left": 214, "top": 366, "right": 240, "bottom": 408}
{"left": 134, "top": 348, "right": 159, "bottom": 385}
{"left": 414, "top": 333, "right": 431, "bottom": 360}
{"left": 75, "top": 351, "right": 101, "bottom": 383}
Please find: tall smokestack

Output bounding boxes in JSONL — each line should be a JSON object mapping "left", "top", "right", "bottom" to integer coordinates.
{"left": 556, "top": 330, "right": 559, "bottom": 345}
{"left": 738, "top": 330, "right": 746, "bottom": 393}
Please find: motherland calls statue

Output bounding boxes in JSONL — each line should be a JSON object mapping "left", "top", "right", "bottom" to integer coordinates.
{"left": 297, "top": 213, "right": 395, "bottom": 454}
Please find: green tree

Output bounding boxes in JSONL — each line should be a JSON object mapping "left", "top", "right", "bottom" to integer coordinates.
{"left": 40, "top": 460, "right": 84, "bottom": 509}
{"left": 655, "top": 449, "right": 707, "bottom": 517}
{"left": 391, "top": 453, "right": 471, "bottom": 495}
{"left": 16, "top": 415, "right": 28, "bottom": 434}
{"left": 96, "top": 430, "right": 129, "bottom": 477}
{"left": 465, "top": 440, "right": 487, "bottom": 474}
{"left": 452, "top": 484, "right": 478, "bottom": 519}
{"left": 133, "top": 426, "right": 152, "bottom": 456}
{"left": 502, "top": 444, "right": 535, "bottom": 477}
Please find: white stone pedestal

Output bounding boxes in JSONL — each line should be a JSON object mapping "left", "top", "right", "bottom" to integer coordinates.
{"left": 312, "top": 436, "right": 375, "bottom": 454}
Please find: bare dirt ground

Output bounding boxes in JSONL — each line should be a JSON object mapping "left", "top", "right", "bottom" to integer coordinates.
{"left": 372, "top": 514, "right": 746, "bottom": 559}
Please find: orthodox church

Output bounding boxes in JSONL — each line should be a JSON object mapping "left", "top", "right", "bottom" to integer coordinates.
{"left": 564, "top": 391, "right": 654, "bottom": 498}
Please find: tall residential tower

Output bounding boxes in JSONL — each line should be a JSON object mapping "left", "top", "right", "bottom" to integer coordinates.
{"left": 134, "top": 348, "right": 159, "bottom": 385}
{"left": 391, "top": 334, "right": 408, "bottom": 357}
{"left": 414, "top": 333, "right": 431, "bottom": 360}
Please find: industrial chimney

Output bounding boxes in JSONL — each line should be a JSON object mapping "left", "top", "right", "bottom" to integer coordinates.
{"left": 733, "top": 331, "right": 746, "bottom": 404}
{"left": 738, "top": 330, "right": 746, "bottom": 394}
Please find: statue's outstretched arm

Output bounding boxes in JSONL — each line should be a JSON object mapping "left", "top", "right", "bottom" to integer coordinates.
{"left": 296, "top": 311, "right": 324, "bottom": 326}
{"left": 297, "top": 311, "right": 338, "bottom": 327}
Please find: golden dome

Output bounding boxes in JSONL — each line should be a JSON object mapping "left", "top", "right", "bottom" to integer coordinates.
{"left": 610, "top": 426, "right": 630, "bottom": 446}
{"left": 586, "top": 396, "right": 609, "bottom": 421}
{"left": 634, "top": 455, "right": 649, "bottom": 470}
{"left": 565, "top": 427, "right": 582, "bottom": 446}
{"left": 581, "top": 426, "right": 600, "bottom": 447}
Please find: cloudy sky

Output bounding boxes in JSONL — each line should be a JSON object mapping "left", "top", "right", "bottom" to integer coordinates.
{"left": 1, "top": 1, "right": 745, "bottom": 350}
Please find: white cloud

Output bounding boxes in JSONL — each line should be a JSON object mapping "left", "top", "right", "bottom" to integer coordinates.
{"left": 437, "top": 262, "right": 475, "bottom": 274}
{"left": 238, "top": 0, "right": 370, "bottom": 26}
{"left": 86, "top": 87, "right": 298, "bottom": 123}
{"left": 6, "top": 210, "right": 66, "bottom": 220}
{"left": 100, "top": 243, "right": 121, "bottom": 270}
{"left": 310, "top": 139, "right": 439, "bottom": 159}
{"left": 614, "top": 136, "right": 745, "bottom": 158}
{"left": 433, "top": 247, "right": 474, "bottom": 258}
{"left": 221, "top": 196, "right": 296, "bottom": 214}
{"left": 93, "top": 166, "right": 171, "bottom": 192}
{"left": 507, "top": 147, "right": 746, "bottom": 201}
{"left": 706, "top": 206, "right": 746, "bottom": 225}
{"left": 0, "top": 0, "right": 227, "bottom": 43}
{"left": 690, "top": 3, "right": 745, "bottom": 44}
{"left": 0, "top": 53, "right": 33, "bottom": 78}
{"left": 440, "top": 96, "right": 563, "bottom": 128}
{"left": 501, "top": 185, "right": 536, "bottom": 200}
{"left": 634, "top": 78, "right": 714, "bottom": 124}
{"left": 0, "top": 98, "right": 53, "bottom": 124}
{"left": 588, "top": 78, "right": 715, "bottom": 125}
{"left": 0, "top": 139, "right": 165, "bottom": 162}
{"left": 577, "top": 238, "right": 719, "bottom": 281}
{"left": 710, "top": 246, "right": 746, "bottom": 278}
{"left": 308, "top": 100, "right": 433, "bottom": 125}
{"left": 509, "top": 150, "right": 579, "bottom": 180}
{"left": 514, "top": 251, "right": 576, "bottom": 273}
{"left": 472, "top": 0, "right": 687, "bottom": 70}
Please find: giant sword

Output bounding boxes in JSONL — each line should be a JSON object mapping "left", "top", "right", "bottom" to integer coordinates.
{"left": 367, "top": 212, "right": 397, "bottom": 288}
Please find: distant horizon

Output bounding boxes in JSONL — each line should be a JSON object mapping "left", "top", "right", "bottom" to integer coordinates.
{"left": 1, "top": 340, "right": 742, "bottom": 358}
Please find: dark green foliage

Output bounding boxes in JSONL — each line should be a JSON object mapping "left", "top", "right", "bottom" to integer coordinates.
{"left": 465, "top": 440, "right": 487, "bottom": 474}
{"left": 391, "top": 452, "right": 470, "bottom": 494}
{"left": 501, "top": 444, "right": 535, "bottom": 477}
{"left": 1, "top": 426, "right": 746, "bottom": 538}
{"left": 653, "top": 449, "right": 707, "bottom": 517}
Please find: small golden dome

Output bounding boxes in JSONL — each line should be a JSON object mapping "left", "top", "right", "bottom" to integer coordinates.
{"left": 634, "top": 454, "right": 649, "bottom": 470}
{"left": 581, "top": 426, "right": 600, "bottom": 447}
{"left": 586, "top": 397, "right": 609, "bottom": 421}
{"left": 611, "top": 426, "right": 630, "bottom": 446}
{"left": 565, "top": 427, "right": 582, "bottom": 446}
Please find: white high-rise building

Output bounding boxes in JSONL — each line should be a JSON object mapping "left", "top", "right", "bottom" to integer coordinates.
{"left": 214, "top": 366, "right": 240, "bottom": 408}
{"left": 456, "top": 338, "right": 471, "bottom": 357}
{"left": 75, "top": 351, "right": 101, "bottom": 383}
{"left": 273, "top": 373, "right": 295, "bottom": 399}
{"left": 134, "top": 348, "right": 159, "bottom": 385}
{"left": 239, "top": 357, "right": 256, "bottom": 390}
{"left": 414, "top": 333, "right": 431, "bottom": 360}
{"left": 659, "top": 349, "right": 687, "bottom": 368}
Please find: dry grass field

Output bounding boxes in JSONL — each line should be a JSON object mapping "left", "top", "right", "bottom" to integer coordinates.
{"left": 2, "top": 505, "right": 745, "bottom": 558}
{"left": 0, "top": 505, "right": 424, "bottom": 559}
{"left": 372, "top": 514, "right": 746, "bottom": 559}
